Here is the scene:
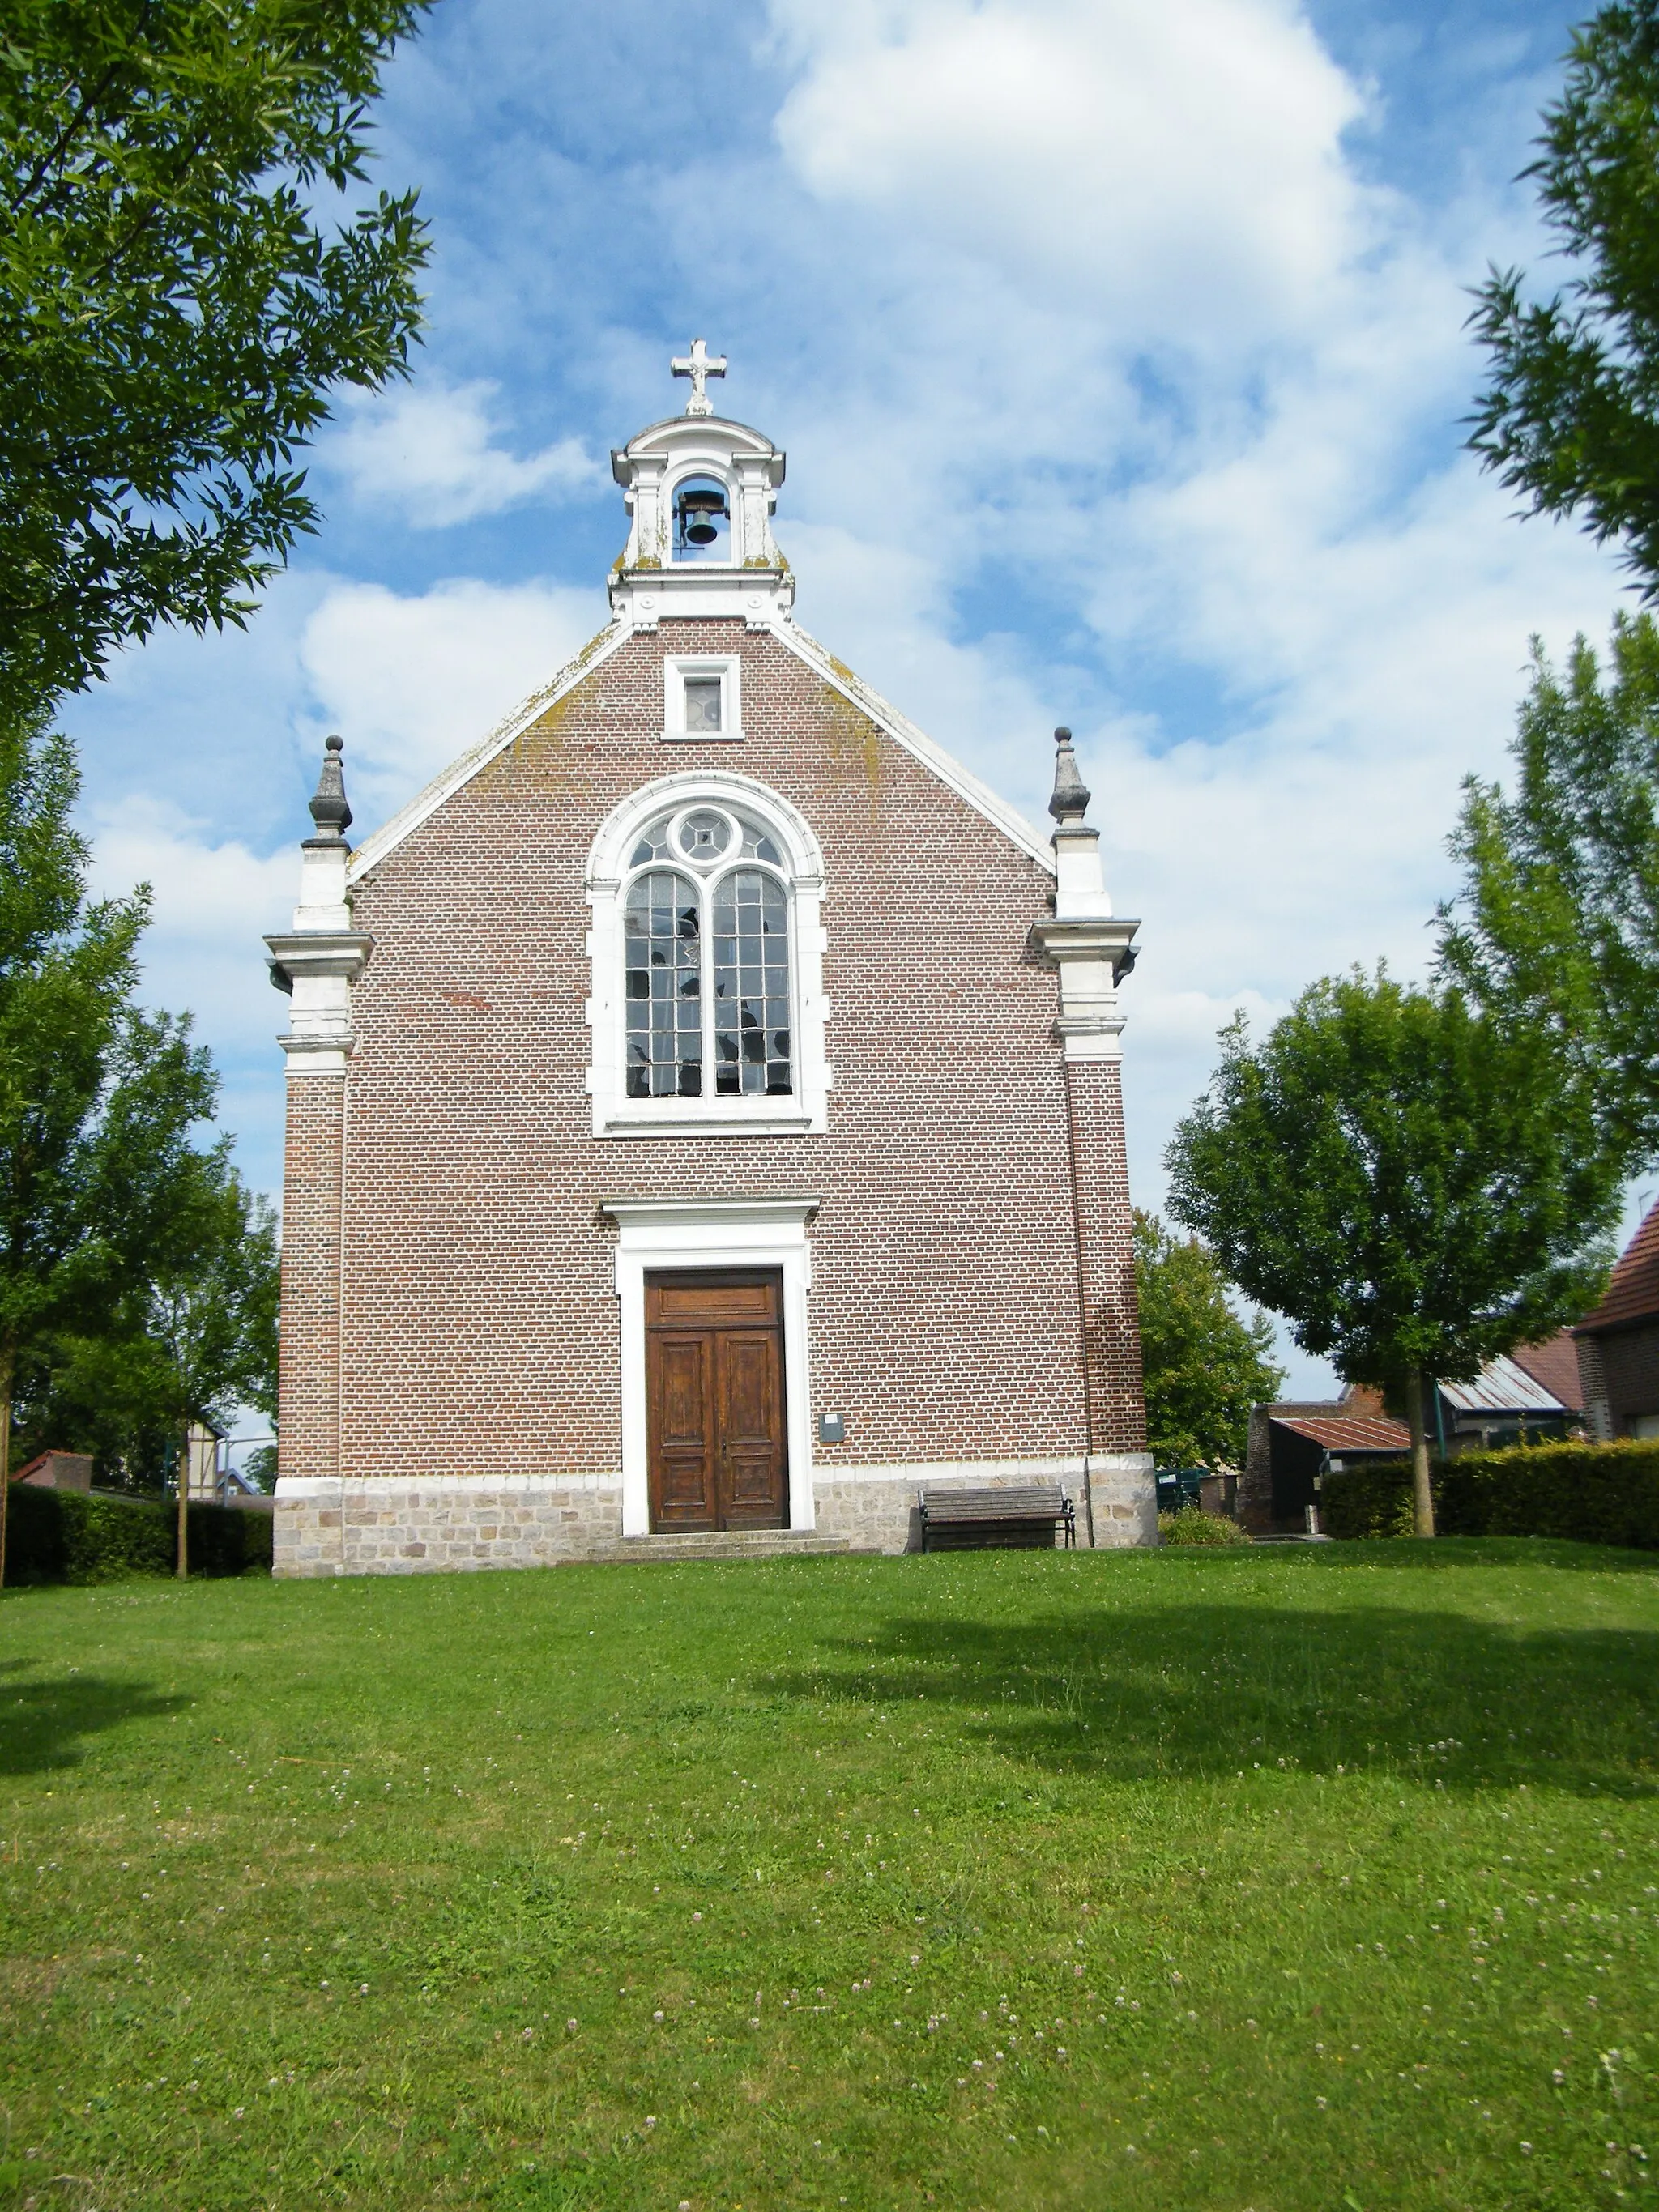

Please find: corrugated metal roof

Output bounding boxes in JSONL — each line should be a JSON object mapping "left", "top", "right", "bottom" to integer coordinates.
{"left": 1578, "top": 1197, "right": 1659, "bottom": 1332}
{"left": 1440, "top": 1353, "right": 1568, "bottom": 1418}
{"left": 1273, "top": 1414, "right": 1411, "bottom": 1454}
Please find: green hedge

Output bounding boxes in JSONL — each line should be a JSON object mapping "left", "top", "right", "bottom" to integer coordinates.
{"left": 1322, "top": 1440, "right": 1659, "bottom": 1548}
{"left": 2, "top": 1485, "right": 273, "bottom": 1585}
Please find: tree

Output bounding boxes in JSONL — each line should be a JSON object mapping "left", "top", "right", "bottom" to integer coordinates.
{"left": 0, "top": 711, "right": 255, "bottom": 1588}
{"left": 1469, "top": 3, "right": 1659, "bottom": 590}
{"left": 1132, "top": 1209, "right": 1285, "bottom": 1471}
{"left": 1439, "top": 614, "right": 1659, "bottom": 1166}
{"left": 0, "top": 0, "right": 430, "bottom": 719}
{"left": 19, "top": 1103, "right": 278, "bottom": 1571}
{"left": 1166, "top": 970, "right": 1620, "bottom": 1536}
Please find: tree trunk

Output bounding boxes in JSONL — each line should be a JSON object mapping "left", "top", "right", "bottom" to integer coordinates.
{"left": 176, "top": 1429, "right": 189, "bottom": 1580}
{"left": 1406, "top": 1363, "right": 1435, "bottom": 1538}
{"left": 0, "top": 1349, "right": 11, "bottom": 1596}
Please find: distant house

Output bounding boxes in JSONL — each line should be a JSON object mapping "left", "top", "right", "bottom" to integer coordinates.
{"left": 1243, "top": 1337, "right": 1587, "bottom": 1532}
{"left": 1435, "top": 1334, "right": 1582, "bottom": 1451}
{"left": 1242, "top": 1387, "right": 1410, "bottom": 1532}
{"left": 1575, "top": 1200, "right": 1659, "bottom": 1440}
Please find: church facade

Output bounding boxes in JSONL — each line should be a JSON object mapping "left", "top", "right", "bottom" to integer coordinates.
{"left": 267, "top": 355, "right": 1151, "bottom": 1575}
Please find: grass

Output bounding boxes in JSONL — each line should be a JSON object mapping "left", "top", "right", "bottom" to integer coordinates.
{"left": 1, "top": 1541, "right": 1657, "bottom": 2212}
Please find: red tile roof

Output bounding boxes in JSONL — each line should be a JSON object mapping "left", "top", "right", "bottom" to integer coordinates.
{"left": 1577, "top": 1199, "right": 1659, "bottom": 1333}
{"left": 1508, "top": 1332, "right": 1584, "bottom": 1413}
{"left": 1273, "top": 1413, "right": 1411, "bottom": 1455}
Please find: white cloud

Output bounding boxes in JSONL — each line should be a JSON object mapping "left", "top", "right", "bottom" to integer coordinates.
{"left": 298, "top": 575, "right": 609, "bottom": 814}
{"left": 330, "top": 377, "right": 605, "bottom": 526}
{"left": 770, "top": 0, "right": 1373, "bottom": 347}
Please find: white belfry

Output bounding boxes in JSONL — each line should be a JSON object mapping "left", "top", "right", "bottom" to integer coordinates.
{"left": 671, "top": 337, "right": 727, "bottom": 416}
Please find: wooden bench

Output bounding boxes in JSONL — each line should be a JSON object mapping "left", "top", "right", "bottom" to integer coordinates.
{"left": 918, "top": 1483, "right": 1076, "bottom": 1552}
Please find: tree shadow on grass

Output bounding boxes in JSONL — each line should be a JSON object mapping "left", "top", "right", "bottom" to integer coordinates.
{"left": 0, "top": 1664, "right": 186, "bottom": 1776}
{"left": 758, "top": 1595, "right": 1659, "bottom": 1796}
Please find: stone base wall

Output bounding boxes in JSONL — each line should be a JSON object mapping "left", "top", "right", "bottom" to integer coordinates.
{"left": 273, "top": 1474, "right": 623, "bottom": 1578}
{"left": 813, "top": 1456, "right": 1155, "bottom": 1554}
{"left": 274, "top": 1457, "right": 1157, "bottom": 1578}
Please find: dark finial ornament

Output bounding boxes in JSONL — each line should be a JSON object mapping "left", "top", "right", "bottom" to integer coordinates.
{"left": 308, "top": 733, "right": 352, "bottom": 840}
{"left": 1048, "top": 724, "right": 1091, "bottom": 824}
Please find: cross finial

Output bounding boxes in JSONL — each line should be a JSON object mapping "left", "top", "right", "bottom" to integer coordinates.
{"left": 672, "top": 337, "right": 727, "bottom": 416}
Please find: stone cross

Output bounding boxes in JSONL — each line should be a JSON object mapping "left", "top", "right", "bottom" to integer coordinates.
{"left": 672, "top": 338, "right": 727, "bottom": 416}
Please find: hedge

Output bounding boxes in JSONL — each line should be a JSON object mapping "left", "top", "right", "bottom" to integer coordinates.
{"left": 1322, "top": 1440, "right": 1659, "bottom": 1548}
{"left": 2, "top": 1485, "right": 273, "bottom": 1585}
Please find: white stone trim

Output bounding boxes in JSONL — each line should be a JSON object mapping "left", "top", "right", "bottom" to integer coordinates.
{"left": 603, "top": 1196, "right": 819, "bottom": 1540}
{"left": 821, "top": 1456, "right": 1089, "bottom": 1485}
{"left": 663, "top": 652, "right": 743, "bottom": 741}
{"left": 275, "top": 1472, "right": 615, "bottom": 1497}
{"left": 584, "top": 772, "right": 830, "bottom": 1138}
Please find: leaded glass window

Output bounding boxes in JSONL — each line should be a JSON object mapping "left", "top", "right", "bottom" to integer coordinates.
{"left": 624, "top": 870, "right": 702, "bottom": 1097}
{"left": 618, "top": 805, "right": 793, "bottom": 1102}
{"left": 713, "top": 871, "right": 790, "bottom": 1094}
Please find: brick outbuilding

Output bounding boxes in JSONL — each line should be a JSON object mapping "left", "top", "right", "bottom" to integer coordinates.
{"left": 267, "top": 368, "right": 1152, "bottom": 1574}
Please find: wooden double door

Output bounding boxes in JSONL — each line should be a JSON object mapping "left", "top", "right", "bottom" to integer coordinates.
{"left": 646, "top": 1270, "right": 789, "bottom": 1531}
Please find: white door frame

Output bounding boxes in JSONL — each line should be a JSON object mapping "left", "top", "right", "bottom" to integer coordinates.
{"left": 604, "top": 1196, "right": 819, "bottom": 1537}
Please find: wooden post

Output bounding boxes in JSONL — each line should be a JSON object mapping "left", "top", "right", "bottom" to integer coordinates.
{"left": 1406, "top": 1364, "right": 1435, "bottom": 1538}
{"left": 0, "top": 1354, "right": 11, "bottom": 1596}
{"left": 176, "top": 1430, "right": 189, "bottom": 1580}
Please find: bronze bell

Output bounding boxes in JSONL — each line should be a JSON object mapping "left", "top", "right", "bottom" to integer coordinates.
{"left": 677, "top": 485, "right": 727, "bottom": 548}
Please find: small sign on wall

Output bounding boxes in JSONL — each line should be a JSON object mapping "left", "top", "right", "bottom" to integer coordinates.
{"left": 817, "top": 1412, "right": 846, "bottom": 1444}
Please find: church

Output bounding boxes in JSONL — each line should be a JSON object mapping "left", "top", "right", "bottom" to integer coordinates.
{"left": 266, "top": 348, "right": 1152, "bottom": 1574}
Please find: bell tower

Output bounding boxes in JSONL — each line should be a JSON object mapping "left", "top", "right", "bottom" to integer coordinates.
{"left": 608, "top": 342, "right": 792, "bottom": 633}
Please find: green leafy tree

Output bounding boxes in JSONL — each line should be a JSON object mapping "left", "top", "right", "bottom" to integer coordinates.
{"left": 1166, "top": 970, "right": 1619, "bottom": 1536}
{"left": 0, "top": 712, "right": 258, "bottom": 1587}
{"left": 1440, "top": 614, "right": 1659, "bottom": 1165}
{"left": 0, "top": 0, "right": 430, "bottom": 718}
{"left": 1132, "top": 1209, "right": 1285, "bottom": 1471}
{"left": 19, "top": 1119, "right": 278, "bottom": 1568}
{"left": 1469, "top": 2, "right": 1659, "bottom": 588}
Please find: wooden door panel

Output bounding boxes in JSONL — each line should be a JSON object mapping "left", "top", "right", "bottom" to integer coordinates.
{"left": 646, "top": 1270, "right": 787, "bottom": 1532}
{"left": 649, "top": 1332, "right": 716, "bottom": 1527}
{"left": 719, "top": 1330, "right": 786, "bottom": 1524}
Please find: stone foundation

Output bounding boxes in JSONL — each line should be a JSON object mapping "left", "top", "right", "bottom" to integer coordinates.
{"left": 273, "top": 1456, "right": 1157, "bottom": 1578}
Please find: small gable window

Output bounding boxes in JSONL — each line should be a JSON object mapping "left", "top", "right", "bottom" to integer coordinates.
{"left": 623, "top": 805, "right": 791, "bottom": 1101}
{"left": 586, "top": 773, "right": 830, "bottom": 1137}
{"left": 664, "top": 654, "right": 742, "bottom": 741}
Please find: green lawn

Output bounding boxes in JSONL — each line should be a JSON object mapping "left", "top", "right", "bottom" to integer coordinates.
{"left": 2, "top": 1543, "right": 1657, "bottom": 2212}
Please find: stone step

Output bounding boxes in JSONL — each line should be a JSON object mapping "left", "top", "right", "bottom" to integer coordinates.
{"left": 586, "top": 1529, "right": 851, "bottom": 1564}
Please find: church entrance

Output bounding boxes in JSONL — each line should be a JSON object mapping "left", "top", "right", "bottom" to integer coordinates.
{"left": 645, "top": 1270, "right": 789, "bottom": 1531}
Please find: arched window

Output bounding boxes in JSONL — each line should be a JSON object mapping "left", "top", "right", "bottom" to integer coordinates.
{"left": 623, "top": 804, "right": 791, "bottom": 1099}
{"left": 586, "top": 773, "right": 829, "bottom": 1137}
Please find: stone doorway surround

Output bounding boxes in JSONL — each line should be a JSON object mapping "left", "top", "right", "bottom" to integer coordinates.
{"left": 604, "top": 1195, "right": 818, "bottom": 1539}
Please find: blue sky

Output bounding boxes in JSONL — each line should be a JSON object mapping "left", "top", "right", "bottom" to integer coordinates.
{"left": 63, "top": 0, "right": 1636, "bottom": 1398}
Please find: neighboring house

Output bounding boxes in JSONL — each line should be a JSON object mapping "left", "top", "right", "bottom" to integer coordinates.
{"left": 1241, "top": 1337, "right": 1583, "bottom": 1532}
{"left": 265, "top": 353, "right": 1152, "bottom": 1577}
{"left": 1575, "top": 1200, "right": 1659, "bottom": 1439}
{"left": 1243, "top": 1390, "right": 1409, "bottom": 1532}
{"left": 1434, "top": 1335, "right": 1582, "bottom": 1452}
{"left": 11, "top": 1451, "right": 92, "bottom": 1492}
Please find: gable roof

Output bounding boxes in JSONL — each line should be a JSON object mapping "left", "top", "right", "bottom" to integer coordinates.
{"left": 1506, "top": 1332, "right": 1584, "bottom": 1414}
{"left": 348, "top": 614, "right": 1055, "bottom": 884}
{"left": 1576, "top": 1198, "right": 1659, "bottom": 1335}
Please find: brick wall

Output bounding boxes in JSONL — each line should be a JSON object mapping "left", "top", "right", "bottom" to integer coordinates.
{"left": 1597, "top": 1323, "right": 1659, "bottom": 1434}
{"left": 279, "top": 1073, "right": 345, "bottom": 1482}
{"left": 277, "top": 616, "right": 1149, "bottom": 1549}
